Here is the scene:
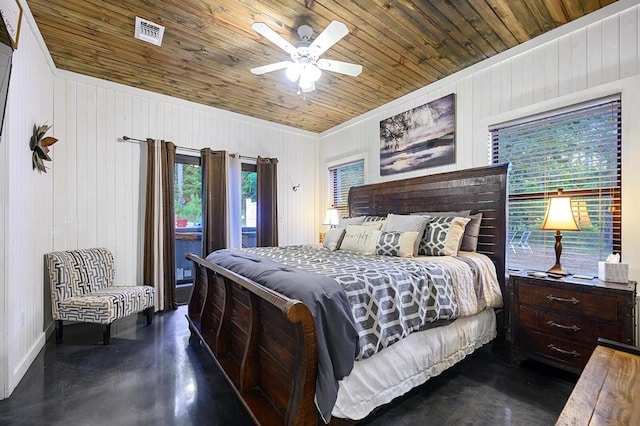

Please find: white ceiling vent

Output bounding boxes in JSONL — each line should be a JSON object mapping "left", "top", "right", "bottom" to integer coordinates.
{"left": 134, "top": 17, "right": 165, "bottom": 46}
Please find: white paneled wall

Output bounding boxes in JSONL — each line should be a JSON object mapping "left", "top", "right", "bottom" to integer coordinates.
{"left": 318, "top": 1, "right": 640, "bottom": 284}
{"left": 51, "top": 72, "right": 319, "bottom": 286}
{"left": 0, "top": 1, "right": 56, "bottom": 397}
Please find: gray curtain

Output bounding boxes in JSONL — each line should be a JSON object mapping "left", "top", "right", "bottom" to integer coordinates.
{"left": 200, "top": 149, "right": 228, "bottom": 256}
{"left": 256, "top": 157, "right": 278, "bottom": 247}
{"left": 143, "top": 139, "right": 176, "bottom": 311}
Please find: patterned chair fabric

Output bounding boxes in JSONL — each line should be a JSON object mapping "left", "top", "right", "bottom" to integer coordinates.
{"left": 46, "top": 247, "right": 155, "bottom": 344}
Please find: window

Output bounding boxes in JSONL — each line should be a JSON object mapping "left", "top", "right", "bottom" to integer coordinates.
{"left": 329, "top": 160, "right": 364, "bottom": 218}
{"left": 491, "top": 96, "right": 621, "bottom": 276}
{"left": 174, "top": 154, "right": 202, "bottom": 294}
{"left": 241, "top": 162, "right": 257, "bottom": 248}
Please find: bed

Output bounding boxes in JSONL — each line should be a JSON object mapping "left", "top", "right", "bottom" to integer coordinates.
{"left": 186, "top": 163, "right": 510, "bottom": 425}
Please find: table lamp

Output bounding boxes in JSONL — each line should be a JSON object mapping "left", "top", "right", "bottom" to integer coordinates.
{"left": 540, "top": 188, "right": 580, "bottom": 275}
{"left": 323, "top": 208, "right": 340, "bottom": 228}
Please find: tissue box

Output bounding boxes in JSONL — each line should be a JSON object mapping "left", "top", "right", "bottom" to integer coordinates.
{"left": 598, "top": 261, "right": 629, "bottom": 283}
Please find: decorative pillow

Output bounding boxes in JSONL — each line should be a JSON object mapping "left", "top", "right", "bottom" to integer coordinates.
{"left": 363, "top": 215, "right": 387, "bottom": 224}
{"left": 323, "top": 228, "right": 345, "bottom": 251}
{"left": 411, "top": 210, "right": 471, "bottom": 218}
{"left": 460, "top": 213, "right": 482, "bottom": 252}
{"left": 383, "top": 213, "right": 429, "bottom": 256}
{"left": 337, "top": 216, "right": 366, "bottom": 229}
{"left": 375, "top": 231, "right": 419, "bottom": 258}
{"left": 419, "top": 216, "right": 471, "bottom": 256}
{"left": 339, "top": 225, "right": 381, "bottom": 254}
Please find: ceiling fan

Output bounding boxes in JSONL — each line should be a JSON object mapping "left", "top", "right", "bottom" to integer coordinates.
{"left": 250, "top": 20, "right": 363, "bottom": 93}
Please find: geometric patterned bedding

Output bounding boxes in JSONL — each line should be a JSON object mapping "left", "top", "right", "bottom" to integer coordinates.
{"left": 238, "top": 245, "right": 460, "bottom": 360}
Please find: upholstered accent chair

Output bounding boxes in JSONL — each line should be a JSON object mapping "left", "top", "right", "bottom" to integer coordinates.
{"left": 46, "top": 247, "right": 155, "bottom": 345}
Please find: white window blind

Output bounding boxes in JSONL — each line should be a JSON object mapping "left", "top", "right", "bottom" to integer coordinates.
{"left": 491, "top": 96, "right": 621, "bottom": 276}
{"left": 329, "top": 160, "right": 364, "bottom": 218}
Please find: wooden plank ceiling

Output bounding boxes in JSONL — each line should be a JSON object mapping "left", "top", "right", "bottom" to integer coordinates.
{"left": 27, "top": 0, "right": 615, "bottom": 133}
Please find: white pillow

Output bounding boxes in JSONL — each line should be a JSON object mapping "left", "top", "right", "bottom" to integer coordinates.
{"left": 323, "top": 228, "right": 345, "bottom": 251}
{"left": 339, "top": 225, "right": 381, "bottom": 254}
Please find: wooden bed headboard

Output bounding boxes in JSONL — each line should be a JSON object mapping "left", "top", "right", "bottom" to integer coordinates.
{"left": 348, "top": 163, "right": 510, "bottom": 293}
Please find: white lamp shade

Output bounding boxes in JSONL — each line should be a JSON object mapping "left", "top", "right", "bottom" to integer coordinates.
{"left": 541, "top": 195, "right": 579, "bottom": 231}
{"left": 323, "top": 208, "right": 340, "bottom": 226}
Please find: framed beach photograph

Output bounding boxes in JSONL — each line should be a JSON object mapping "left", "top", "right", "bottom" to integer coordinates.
{"left": 0, "top": 0, "right": 22, "bottom": 49}
{"left": 379, "top": 93, "right": 456, "bottom": 176}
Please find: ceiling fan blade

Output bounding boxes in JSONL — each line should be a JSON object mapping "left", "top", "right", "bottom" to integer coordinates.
{"left": 250, "top": 61, "right": 293, "bottom": 75}
{"left": 309, "top": 21, "right": 349, "bottom": 57}
{"left": 252, "top": 23, "right": 297, "bottom": 56}
{"left": 317, "top": 59, "right": 362, "bottom": 76}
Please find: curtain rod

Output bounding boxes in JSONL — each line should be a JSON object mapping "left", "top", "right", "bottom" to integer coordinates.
{"left": 120, "top": 136, "right": 256, "bottom": 160}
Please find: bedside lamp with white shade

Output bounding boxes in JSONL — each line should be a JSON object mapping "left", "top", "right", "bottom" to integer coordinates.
{"left": 323, "top": 208, "right": 340, "bottom": 228}
{"left": 540, "top": 188, "right": 580, "bottom": 275}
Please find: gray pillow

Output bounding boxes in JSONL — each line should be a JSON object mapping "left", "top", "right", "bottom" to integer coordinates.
{"left": 460, "top": 213, "right": 482, "bottom": 252}
{"left": 323, "top": 228, "right": 345, "bottom": 251}
{"left": 383, "top": 213, "right": 429, "bottom": 256}
{"left": 337, "top": 216, "right": 365, "bottom": 229}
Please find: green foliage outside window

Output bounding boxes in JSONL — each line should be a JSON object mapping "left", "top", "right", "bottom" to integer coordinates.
{"left": 174, "top": 163, "right": 202, "bottom": 223}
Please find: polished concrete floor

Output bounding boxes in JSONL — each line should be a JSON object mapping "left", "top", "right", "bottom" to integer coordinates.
{"left": 0, "top": 307, "right": 577, "bottom": 425}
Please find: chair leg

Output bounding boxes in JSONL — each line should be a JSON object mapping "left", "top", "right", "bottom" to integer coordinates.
{"left": 103, "top": 323, "right": 111, "bottom": 345}
{"left": 55, "top": 320, "right": 63, "bottom": 342}
{"left": 145, "top": 307, "right": 153, "bottom": 325}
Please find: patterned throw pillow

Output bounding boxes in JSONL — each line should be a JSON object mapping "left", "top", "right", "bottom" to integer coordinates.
{"left": 419, "top": 216, "right": 471, "bottom": 256}
{"left": 375, "top": 231, "right": 419, "bottom": 258}
{"left": 363, "top": 215, "right": 387, "bottom": 225}
{"left": 383, "top": 213, "right": 429, "bottom": 256}
{"left": 323, "top": 228, "right": 345, "bottom": 251}
{"left": 339, "top": 225, "right": 381, "bottom": 254}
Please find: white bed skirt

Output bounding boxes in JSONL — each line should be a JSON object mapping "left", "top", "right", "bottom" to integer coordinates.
{"left": 332, "top": 308, "right": 497, "bottom": 420}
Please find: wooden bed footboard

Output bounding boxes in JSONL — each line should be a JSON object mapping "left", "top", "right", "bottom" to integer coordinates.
{"left": 186, "top": 253, "right": 320, "bottom": 425}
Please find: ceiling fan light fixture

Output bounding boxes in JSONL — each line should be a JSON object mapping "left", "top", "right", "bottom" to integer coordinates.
{"left": 285, "top": 63, "right": 302, "bottom": 82}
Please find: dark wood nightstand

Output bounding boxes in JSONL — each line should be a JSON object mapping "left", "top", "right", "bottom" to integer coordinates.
{"left": 510, "top": 271, "right": 636, "bottom": 374}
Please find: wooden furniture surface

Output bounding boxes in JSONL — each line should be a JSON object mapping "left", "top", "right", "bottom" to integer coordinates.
{"left": 186, "top": 163, "right": 509, "bottom": 425}
{"left": 511, "top": 272, "right": 636, "bottom": 374}
{"left": 556, "top": 341, "right": 640, "bottom": 425}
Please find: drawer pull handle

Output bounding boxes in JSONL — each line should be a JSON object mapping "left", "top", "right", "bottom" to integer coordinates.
{"left": 547, "top": 344, "right": 580, "bottom": 357}
{"left": 546, "top": 295, "right": 580, "bottom": 304}
{"left": 546, "top": 321, "right": 581, "bottom": 332}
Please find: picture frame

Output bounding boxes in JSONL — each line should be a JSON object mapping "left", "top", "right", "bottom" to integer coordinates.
{"left": 379, "top": 93, "right": 456, "bottom": 176}
{"left": 0, "top": 0, "right": 22, "bottom": 49}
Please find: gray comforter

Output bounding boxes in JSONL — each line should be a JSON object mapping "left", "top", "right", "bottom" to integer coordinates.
{"left": 206, "top": 249, "right": 358, "bottom": 423}
{"left": 207, "top": 246, "right": 460, "bottom": 423}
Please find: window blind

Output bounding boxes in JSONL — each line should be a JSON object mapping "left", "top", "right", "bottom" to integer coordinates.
{"left": 491, "top": 96, "right": 621, "bottom": 276}
{"left": 329, "top": 160, "right": 364, "bottom": 218}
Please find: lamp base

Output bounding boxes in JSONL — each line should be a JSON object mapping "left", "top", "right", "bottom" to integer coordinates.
{"left": 547, "top": 263, "right": 569, "bottom": 276}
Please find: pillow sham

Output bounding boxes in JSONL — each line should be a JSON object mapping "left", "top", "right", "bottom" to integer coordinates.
{"left": 363, "top": 215, "right": 387, "bottom": 225}
{"left": 383, "top": 213, "right": 429, "bottom": 256}
{"left": 375, "top": 231, "right": 419, "bottom": 258}
{"left": 459, "top": 213, "right": 482, "bottom": 252}
{"left": 419, "top": 216, "right": 471, "bottom": 256}
{"left": 323, "top": 227, "right": 345, "bottom": 251}
{"left": 412, "top": 210, "right": 484, "bottom": 252}
{"left": 339, "top": 225, "right": 381, "bottom": 254}
{"left": 411, "top": 210, "right": 471, "bottom": 218}
{"left": 337, "top": 216, "right": 366, "bottom": 228}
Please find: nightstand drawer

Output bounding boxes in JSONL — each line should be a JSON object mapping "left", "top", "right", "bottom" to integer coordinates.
{"left": 518, "top": 305, "right": 619, "bottom": 344}
{"left": 519, "top": 328, "right": 592, "bottom": 371}
{"left": 517, "top": 282, "right": 620, "bottom": 322}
